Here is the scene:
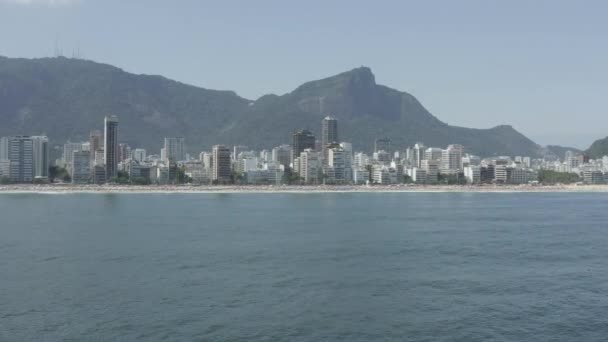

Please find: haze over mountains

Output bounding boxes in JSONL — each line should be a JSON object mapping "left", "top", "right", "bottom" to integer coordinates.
{"left": 0, "top": 56, "right": 582, "bottom": 157}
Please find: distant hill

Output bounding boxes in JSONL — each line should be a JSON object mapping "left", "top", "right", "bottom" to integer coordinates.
{"left": 543, "top": 145, "right": 582, "bottom": 160}
{"left": 586, "top": 136, "right": 608, "bottom": 159}
{"left": 0, "top": 56, "right": 544, "bottom": 157}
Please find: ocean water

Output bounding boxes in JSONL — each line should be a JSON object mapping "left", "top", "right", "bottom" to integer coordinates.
{"left": 1, "top": 192, "right": 608, "bottom": 341}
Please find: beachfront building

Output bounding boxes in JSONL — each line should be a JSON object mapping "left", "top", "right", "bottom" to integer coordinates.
{"left": 464, "top": 165, "right": 481, "bottom": 184}
{"left": 7, "top": 136, "right": 35, "bottom": 183}
{"left": 212, "top": 144, "right": 232, "bottom": 184}
{"left": 71, "top": 150, "right": 91, "bottom": 184}
{"left": 298, "top": 149, "right": 320, "bottom": 184}
{"left": 32, "top": 136, "right": 49, "bottom": 180}
{"left": 441, "top": 144, "right": 464, "bottom": 174}
{"left": 324, "top": 144, "right": 351, "bottom": 184}
{"left": 104, "top": 115, "right": 119, "bottom": 179}
{"left": 421, "top": 159, "right": 439, "bottom": 184}
{"left": 0, "top": 159, "right": 10, "bottom": 178}
{"left": 410, "top": 168, "right": 427, "bottom": 184}
{"left": 583, "top": 170, "right": 605, "bottom": 184}
{"left": 353, "top": 168, "right": 369, "bottom": 184}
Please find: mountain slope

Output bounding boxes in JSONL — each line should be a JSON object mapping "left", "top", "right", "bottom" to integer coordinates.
{"left": 0, "top": 56, "right": 542, "bottom": 157}
{"left": 586, "top": 137, "right": 608, "bottom": 159}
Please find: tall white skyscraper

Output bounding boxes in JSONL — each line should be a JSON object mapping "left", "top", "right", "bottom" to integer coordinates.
{"left": 104, "top": 115, "right": 119, "bottom": 179}
{"left": 413, "top": 143, "right": 425, "bottom": 168}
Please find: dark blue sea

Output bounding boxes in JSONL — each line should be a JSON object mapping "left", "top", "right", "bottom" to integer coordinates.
{"left": 1, "top": 192, "right": 608, "bottom": 341}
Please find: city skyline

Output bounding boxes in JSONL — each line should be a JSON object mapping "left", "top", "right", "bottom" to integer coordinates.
{"left": 2, "top": 113, "right": 606, "bottom": 186}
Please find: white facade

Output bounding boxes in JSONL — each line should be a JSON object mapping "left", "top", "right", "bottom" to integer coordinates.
{"left": 424, "top": 148, "right": 443, "bottom": 162}
{"left": 421, "top": 159, "right": 439, "bottom": 184}
{"left": 0, "top": 159, "right": 10, "bottom": 178}
{"left": 299, "top": 149, "right": 320, "bottom": 184}
{"left": 441, "top": 144, "right": 463, "bottom": 173}
{"left": 411, "top": 168, "right": 427, "bottom": 184}
{"left": 353, "top": 168, "right": 369, "bottom": 184}
{"left": 464, "top": 165, "right": 481, "bottom": 184}
{"left": 354, "top": 152, "right": 370, "bottom": 168}
{"left": 133, "top": 148, "right": 147, "bottom": 162}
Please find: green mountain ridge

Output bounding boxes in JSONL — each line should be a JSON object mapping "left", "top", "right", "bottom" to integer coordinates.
{"left": 0, "top": 56, "right": 545, "bottom": 157}
{"left": 586, "top": 136, "right": 608, "bottom": 159}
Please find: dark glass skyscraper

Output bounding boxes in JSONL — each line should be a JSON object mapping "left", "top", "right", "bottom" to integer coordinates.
{"left": 321, "top": 116, "right": 338, "bottom": 150}
{"left": 292, "top": 129, "right": 316, "bottom": 161}
{"left": 321, "top": 116, "right": 338, "bottom": 165}
{"left": 104, "top": 115, "right": 119, "bottom": 179}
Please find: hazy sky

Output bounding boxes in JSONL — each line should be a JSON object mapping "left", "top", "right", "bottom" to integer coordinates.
{"left": 1, "top": 0, "right": 606, "bottom": 148}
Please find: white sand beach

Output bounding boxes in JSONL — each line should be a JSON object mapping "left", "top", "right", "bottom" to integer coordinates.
{"left": 1, "top": 183, "right": 608, "bottom": 193}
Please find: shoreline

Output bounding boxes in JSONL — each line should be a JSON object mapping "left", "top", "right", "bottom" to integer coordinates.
{"left": 1, "top": 184, "right": 608, "bottom": 193}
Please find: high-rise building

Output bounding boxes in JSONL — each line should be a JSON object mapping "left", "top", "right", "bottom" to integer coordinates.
{"left": 164, "top": 137, "right": 186, "bottom": 163}
{"left": 464, "top": 165, "right": 481, "bottom": 184}
{"left": 321, "top": 116, "right": 338, "bottom": 151}
{"left": 292, "top": 130, "right": 316, "bottom": 162}
{"left": 413, "top": 143, "right": 425, "bottom": 168}
{"left": 0, "top": 159, "right": 10, "bottom": 178}
{"left": 373, "top": 150, "right": 391, "bottom": 165}
{"left": 119, "top": 143, "right": 131, "bottom": 162}
{"left": 63, "top": 142, "right": 83, "bottom": 167}
{"left": 132, "top": 148, "right": 146, "bottom": 162}
{"left": 212, "top": 145, "right": 232, "bottom": 183}
{"left": 424, "top": 147, "right": 443, "bottom": 162}
{"left": 324, "top": 143, "right": 351, "bottom": 183}
{"left": 441, "top": 144, "right": 464, "bottom": 173}
{"left": 375, "top": 138, "right": 391, "bottom": 153}
{"left": 200, "top": 152, "right": 213, "bottom": 170}
{"left": 232, "top": 145, "right": 249, "bottom": 162}
{"left": 272, "top": 144, "right": 292, "bottom": 168}
{"left": 298, "top": 149, "right": 320, "bottom": 184}
{"left": 421, "top": 159, "right": 439, "bottom": 184}
{"left": 0, "top": 137, "right": 8, "bottom": 160}
{"left": 340, "top": 142, "right": 353, "bottom": 170}
{"left": 104, "top": 115, "right": 119, "bottom": 179}
{"left": 89, "top": 130, "right": 103, "bottom": 153}
{"left": 31, "top": 136, "right": 49, "bottom": 179}
{"left": 71, "top": 150, "right": 91, "bottom": 184}
{"left": 89, "top": 130, "right": 103, "bottom": 166}
{"left": 8, "top": 136, "right": 34, "bottom": 183}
